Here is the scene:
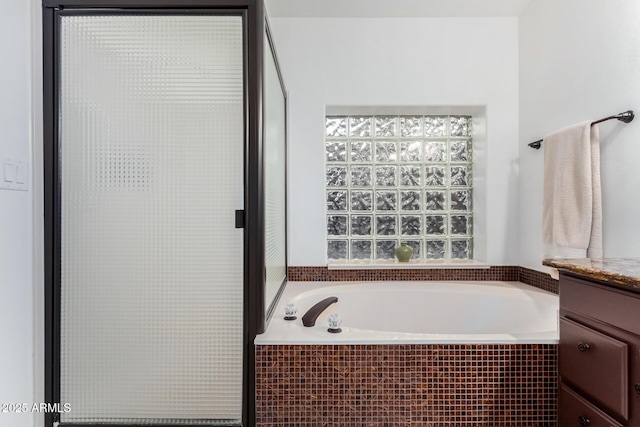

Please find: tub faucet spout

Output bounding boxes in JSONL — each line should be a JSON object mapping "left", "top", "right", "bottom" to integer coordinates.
{"left": 302, "top": 296, "right": 338, "bottom": 327}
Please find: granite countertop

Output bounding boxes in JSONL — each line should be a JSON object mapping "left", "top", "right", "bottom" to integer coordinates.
{"left": 543, "top": 258, "right": 640, "bottom": 290}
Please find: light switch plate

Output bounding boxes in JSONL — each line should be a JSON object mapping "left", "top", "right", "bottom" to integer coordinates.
{"left": 1, "top": 157, "right": 29, "bottom": 191}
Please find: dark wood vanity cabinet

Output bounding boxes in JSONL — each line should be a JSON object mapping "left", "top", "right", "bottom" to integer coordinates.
{"left": 559, "top": 273, "right": 640, "bottom": 427}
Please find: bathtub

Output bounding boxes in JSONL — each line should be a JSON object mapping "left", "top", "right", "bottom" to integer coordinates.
{"left": 255, "top": 281, "right": 559, "bottom": 344}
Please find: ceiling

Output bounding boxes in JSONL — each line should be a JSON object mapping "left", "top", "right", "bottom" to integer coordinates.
{"left": 264, "top": 0, "right": 533, "bottom": 18}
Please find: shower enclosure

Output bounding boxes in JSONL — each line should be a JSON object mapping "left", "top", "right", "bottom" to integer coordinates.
{"left": 43, "top": 1, "right": 287, "bottom": 426}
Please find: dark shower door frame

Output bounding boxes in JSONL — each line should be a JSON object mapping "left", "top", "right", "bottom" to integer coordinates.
{"left": 42, "top": 1, "right": 282, "bottom": 426}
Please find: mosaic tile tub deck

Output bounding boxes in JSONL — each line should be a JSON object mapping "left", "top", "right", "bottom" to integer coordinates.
{"left": 257, "top": 267, "right": 559, "bottom": 426}
{"left": 256, "top": 344, "right": 557, "bottom": 427}
{"left": 287, "top": 265, "right": 558, "bottom": 295}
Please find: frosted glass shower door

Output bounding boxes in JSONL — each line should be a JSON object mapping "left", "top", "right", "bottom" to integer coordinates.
{"left": 263, "top": 33, "right": 287, "bottom": 313}
{"left": 58, "top": 14, "right": 244, "bottom": 424}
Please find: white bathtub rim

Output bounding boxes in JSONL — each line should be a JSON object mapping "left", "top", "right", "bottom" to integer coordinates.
{"left": 255, "top": 280, "right": 559, "bottom": 345}
{"left": 255, "top": 325, "right": 559, "bottom": 345}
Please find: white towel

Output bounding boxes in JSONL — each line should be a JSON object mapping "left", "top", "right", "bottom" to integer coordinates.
{"left": 542, "top": 121, "right": 602, "bottom": 279}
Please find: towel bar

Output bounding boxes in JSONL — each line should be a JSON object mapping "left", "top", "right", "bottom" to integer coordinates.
{"left": 528, "top": 110, "right": 634, "bottom": 149}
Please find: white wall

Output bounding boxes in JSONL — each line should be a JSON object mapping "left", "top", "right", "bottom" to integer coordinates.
{"left": 519, "top": 0, "right": 640, "bottom": 271}
{"left": 269, "top": 17, "right": 520, "bottom": 266}
{"left": 0, "top": 0, "right": 36, "bottom": 426}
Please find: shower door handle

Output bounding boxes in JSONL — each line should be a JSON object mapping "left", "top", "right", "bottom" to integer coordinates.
{"left": 235, "top": 210, "right": 245, "bottom": 228}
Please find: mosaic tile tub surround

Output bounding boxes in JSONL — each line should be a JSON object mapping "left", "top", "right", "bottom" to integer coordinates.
{"left": 256, "top": 269, "right": 560, "bottom": 426}
{"left": 288, "top": 266, "right": 559, "bottom": 294}
{"left": 256, "top": 344, "right": 558, "bottom": 427}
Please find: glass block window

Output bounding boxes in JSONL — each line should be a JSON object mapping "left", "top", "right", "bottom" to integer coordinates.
{"left": 326, "top": 115, "right": 473, "bottom": 261}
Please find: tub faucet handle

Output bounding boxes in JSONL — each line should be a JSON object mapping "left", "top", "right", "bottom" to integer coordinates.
{"left": 327, "top": 313, "right": 342, "bottom": 333}
{"left": 284, "top": 303, "right": 297, "bottom": 321}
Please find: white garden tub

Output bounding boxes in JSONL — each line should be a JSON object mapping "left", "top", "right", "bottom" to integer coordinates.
{"left": 255, "top": 281, "right": 559, "bottom": 345}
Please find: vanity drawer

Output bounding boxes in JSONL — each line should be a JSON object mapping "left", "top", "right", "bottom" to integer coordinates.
{"left": 560, "top": 317, "right": 628, "bottom": 419}
{"left": 559, "top": 383, "right": 622, "bottom": 427}
{"left": 560, "top": 275, "right": 640, "bottom": 335}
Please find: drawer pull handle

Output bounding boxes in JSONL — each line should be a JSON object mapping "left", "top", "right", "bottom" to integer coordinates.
{"left": 635, "top": 383, "right": 640, "bottom": 395}
{"left": 577, "top": 342, "right": 590, "bottom": 352}
{"left": 578, "top": 415, "right": 591, "bottom": 426}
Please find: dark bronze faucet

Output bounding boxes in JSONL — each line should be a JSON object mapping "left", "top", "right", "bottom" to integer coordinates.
{"left": 301, "top": 296, "right": 338, "bottom": 327}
